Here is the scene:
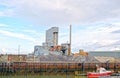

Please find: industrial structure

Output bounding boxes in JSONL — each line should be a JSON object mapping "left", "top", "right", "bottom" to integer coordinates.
{"left": 34, "top": 27, "right": 70, "bottom": 56}
{"left": 0, "top": 54, "right": 26, "bottom": 62}
{"left": 0, "top": 61, "right": 120, "bottom": 75}
{"left": 89, "top": 51, "right": 120, "bottom": 58}
{"left": 46, "top": 27, "right": 59, "bottom": 47}
{"left": 0, "top": 26, "right": 120, "bottom": 76}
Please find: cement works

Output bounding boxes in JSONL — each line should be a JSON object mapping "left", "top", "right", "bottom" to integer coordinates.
{"left": 0, "top": 26, "right": 120, "bottom": 76}
{"left": 0, "top": 50, "right": 120, "bottom": 75}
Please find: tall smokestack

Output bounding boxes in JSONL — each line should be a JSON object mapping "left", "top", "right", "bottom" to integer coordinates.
{"left": 68, "top": 25, "right": 72, "bottom": 55}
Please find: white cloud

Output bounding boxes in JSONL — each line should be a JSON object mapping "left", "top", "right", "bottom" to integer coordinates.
{"left": 1, "top": 0, "right": 120, "bottom": 25}
{"left": 0, "top": 48, "right": 32, "bottom": 54}
{"left": 96, "top": 23, "right": 120, "bottom": 33}
{"left": 0, "top": 30, "right": 36, "bottom": 42}
{"left": 0, "top": 9, "right": 15, "bottom": 17}
{"left": 23, "top": 29, "right": 43, "bottom": 36}
{"left": 0, "top": 0, "right": 120, "bottom": 53}
{"left": 69, "top": 23, "right": 120, "bottom": 52}
{"left": 0, "top": 11, "right": 6, "bottom": 16}
{"left": 0, "top": 23, "right": 8, "bottom": 27}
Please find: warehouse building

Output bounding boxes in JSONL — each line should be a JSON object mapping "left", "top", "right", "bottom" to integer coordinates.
{"left": 89, "top": 51, "right": 120, "bottom": 58}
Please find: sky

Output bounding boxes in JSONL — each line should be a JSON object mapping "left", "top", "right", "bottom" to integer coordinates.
{"left": 0, "top": 0, "right": 120, "bottom": 54}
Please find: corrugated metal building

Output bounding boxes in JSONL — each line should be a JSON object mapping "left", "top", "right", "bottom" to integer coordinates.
{"left": 89, "top": 51, "right": 120, "bottom": 58}
{"left": 34, "top": 45, "right": 49, "bottom": 56}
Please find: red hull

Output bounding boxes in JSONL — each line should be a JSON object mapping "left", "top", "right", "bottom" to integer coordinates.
{"left": 87, "top": 71, "right": 113, "bottom": 78}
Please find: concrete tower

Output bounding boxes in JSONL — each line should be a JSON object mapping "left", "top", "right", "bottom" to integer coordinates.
{"left": 46, "top": 27, "right": 59, "bottom": 47}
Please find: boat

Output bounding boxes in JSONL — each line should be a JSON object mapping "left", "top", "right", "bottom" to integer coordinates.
{"left": 87, "top": 66, "right": 114, "bottom": 78}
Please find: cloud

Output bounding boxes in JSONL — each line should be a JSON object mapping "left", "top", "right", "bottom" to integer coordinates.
{"left": 1, "top": 0, "right": 120, "bottom": 25}
{"left": 0, "top": 11, "right": 6, "bottom": 16}
{"left": 0, "top": 9, "right": 15, "bottom": 17}
{"left": 112, "top": 30, "right": 120, "bottom": 33}
{"left": 0, "top": 23, "right": 8, "bottom": 27}
{"left": 23, "top": 29, "right": 43, "bottom": 36}
{"left": 70, "top": 23, "right": 120, "bottom": 52}
{"left": 110, "top": 23, "right": 120, "bottom": 33}
{"left": 0, "top": 0, "right": 120, "bottom": 53}
{"left": 0, "top": 30, "right": 36, "bottom": 42}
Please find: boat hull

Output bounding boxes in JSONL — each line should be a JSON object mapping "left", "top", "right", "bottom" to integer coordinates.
{"left": 87, "top": 71, "right": 113, "bottom": 78}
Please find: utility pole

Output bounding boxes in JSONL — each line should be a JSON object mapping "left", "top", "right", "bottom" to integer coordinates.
{"left": 18, "top": 45, "right": 20, "bottom": 61}
{"left": 18, "top": 45, "right": 20, "bottom": 55}
{"left": 68, "top": 25, "right": 72, "bottom": 56}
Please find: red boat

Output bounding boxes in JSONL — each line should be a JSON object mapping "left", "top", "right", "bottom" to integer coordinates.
{"left": 87, "top": 66, "right": 114, "bottom": 78}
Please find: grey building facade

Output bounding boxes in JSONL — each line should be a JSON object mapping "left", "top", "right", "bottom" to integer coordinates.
{"left": 46, "top": 27, "right": 59, "bottom": 47}
{"left": 34, "top": 27, "right": 59, "bottom": 56}
{"left": 89, "top": 51, "right": 120, "bottom": 58}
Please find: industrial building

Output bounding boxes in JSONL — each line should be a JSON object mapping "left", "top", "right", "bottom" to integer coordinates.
{"left": 34, "top": 27, "right": 70, "bottom": 56}
{"left": 34, "top": 27, "right": 59, "bottom": 56}
{"left": 46, "top": 27, "right": 59, "bottom": 47}
{"left": 34, "top": 45, "right": 49, "bottom": 56}
{"left": 61, "top": 43, "right": 70, "bottom": 55}
{"left": 0, "top": 54, "right": 26, "bottom": 62}
{"left": 0, "top": 26, "right": 120, "bottom": 76}
{"left": 89, "top": 51, "right": 120, "bottom": 58}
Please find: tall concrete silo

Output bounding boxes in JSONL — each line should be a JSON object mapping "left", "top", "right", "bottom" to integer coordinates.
{"left": 46, "top": 27, "right": 59, "bottom": 47}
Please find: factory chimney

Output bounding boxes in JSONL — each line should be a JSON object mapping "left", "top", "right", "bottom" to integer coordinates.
{"left": 68, "top": 25, "right": 72, "bottom": 55}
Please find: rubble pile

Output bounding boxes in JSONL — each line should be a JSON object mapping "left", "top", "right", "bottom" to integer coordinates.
{"left": 38, "top": 53, "right": 99, "bottom": 63}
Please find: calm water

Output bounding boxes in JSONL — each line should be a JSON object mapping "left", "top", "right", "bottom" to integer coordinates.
{"left": 0, "top": 75, "right": 86, "bottom": 78}
{"left": 1, "top": 75, "right": 120, "bottom": 78}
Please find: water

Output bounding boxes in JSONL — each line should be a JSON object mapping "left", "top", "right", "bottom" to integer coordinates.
{"left": 1, "top": 74, "right": 120, "bottom": 78}
{"left": 0, "top": 75, "right": 86, "bottom": 78}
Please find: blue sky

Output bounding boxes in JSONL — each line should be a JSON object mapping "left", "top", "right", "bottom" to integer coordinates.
{"left": 0, "top": 0, "right": 120, "bottom": 54}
